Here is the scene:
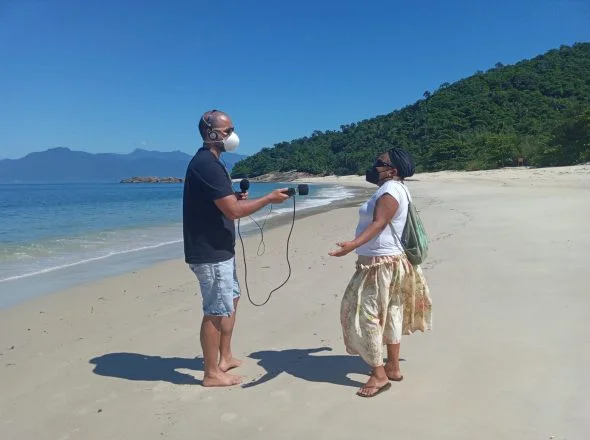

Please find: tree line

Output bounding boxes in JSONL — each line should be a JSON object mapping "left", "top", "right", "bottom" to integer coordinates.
{"left": 232, "top": 43, "right": 590, "bottom": 178}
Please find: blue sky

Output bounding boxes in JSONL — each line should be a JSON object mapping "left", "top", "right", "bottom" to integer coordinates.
{"left": 0, "top": 0, "right": 589, "bottom": 159}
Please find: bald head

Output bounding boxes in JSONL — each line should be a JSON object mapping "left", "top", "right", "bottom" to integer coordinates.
{"left": 198, "top": 110, "right": 235, "bottom": 142}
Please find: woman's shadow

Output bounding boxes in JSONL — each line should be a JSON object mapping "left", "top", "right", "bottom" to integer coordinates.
{"left": 89, "top": 347, "right": 372, "bottom": 389}
{"left": 243, "top": 347, "right": 368, "bottom": 388}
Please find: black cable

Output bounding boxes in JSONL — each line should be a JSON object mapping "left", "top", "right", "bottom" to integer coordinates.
{"left": 247, "top": 205, "right": 273, "bottom": 256}
{"left": 237, "top": 197, "right": 296, "bottom": 307}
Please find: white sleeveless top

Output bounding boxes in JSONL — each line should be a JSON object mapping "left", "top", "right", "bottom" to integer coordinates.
{"left": 355, "top": 180, "right": 411, "bottom": 257}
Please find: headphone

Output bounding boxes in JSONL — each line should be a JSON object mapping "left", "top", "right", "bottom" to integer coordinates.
{"left": 201, "top": 110, "right": 220, "bottom": 141}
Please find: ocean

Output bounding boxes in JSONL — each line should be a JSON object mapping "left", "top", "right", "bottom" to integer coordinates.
{"left": 0, "top": 181, "right": 355, "bottom": 308}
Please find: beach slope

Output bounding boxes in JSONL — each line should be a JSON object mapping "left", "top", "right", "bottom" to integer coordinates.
{"left": 1, "top": 166, "right": 589, "bottom": 439}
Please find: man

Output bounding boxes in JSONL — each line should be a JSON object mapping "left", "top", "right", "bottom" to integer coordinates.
{"left": 183, "top": 109, "right": 290, "bottom": 387}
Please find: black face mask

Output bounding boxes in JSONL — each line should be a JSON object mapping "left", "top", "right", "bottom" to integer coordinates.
{"left": 365, "top": 167, "right": 381, "bottom": 185}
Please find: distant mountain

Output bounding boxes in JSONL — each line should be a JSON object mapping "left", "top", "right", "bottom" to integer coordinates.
{"left": 0, "top": 147, "right": 247, "bottom": 183}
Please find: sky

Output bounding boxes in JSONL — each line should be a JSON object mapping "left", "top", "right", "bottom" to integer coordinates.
{"left": 0, "top": 0, "right": 589, "bottom": 160}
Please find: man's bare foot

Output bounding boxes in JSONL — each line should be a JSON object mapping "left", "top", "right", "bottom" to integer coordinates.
{"left": 357, "top": 375, "right": 391, "bottom": 397}
{"left": 219, "top": 357, "right": 243, "bottom": 372}
{"left": 384, "top": 362, "right": 403, "bottom": 381}
{"left": 202, "top": 371, "right": 242, "bottom": 387}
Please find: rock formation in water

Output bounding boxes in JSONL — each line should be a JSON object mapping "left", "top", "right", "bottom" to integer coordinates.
{"left": 120, "top": 176, "right": 183, "bottom": 183}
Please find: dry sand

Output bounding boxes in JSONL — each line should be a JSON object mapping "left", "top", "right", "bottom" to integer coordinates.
{"left": 1, "top": 165, "right": 589, "bottom": 440}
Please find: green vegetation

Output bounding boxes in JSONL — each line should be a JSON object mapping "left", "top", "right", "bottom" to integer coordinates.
{"left": 232, "top": 43, "right": 590, "bottom": 178}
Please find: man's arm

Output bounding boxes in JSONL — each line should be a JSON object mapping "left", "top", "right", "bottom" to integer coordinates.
{"left": 192, "top": 158, "right": 290, "bottom": 220}
{"left": 214, "top": 189, "right": 289, "bottom": 220}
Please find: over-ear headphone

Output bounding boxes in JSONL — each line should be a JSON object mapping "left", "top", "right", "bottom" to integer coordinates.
{"left": 201, "top": 110, "right": 220, "bottom": 141}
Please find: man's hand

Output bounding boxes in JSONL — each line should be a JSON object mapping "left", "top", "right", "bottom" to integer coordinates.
{"left": 328, "top": 241, "right": 357, "bottom": 257}
{"left": 215, "top": 187, "right": 290, "bottom": 220}
{"left": 267, "top": 188, "right": 290, "bottom": 204}
{"left": 235, "top": 191, "right": 248, "bottom": 201}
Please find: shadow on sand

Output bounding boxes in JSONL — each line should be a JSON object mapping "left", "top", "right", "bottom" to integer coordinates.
{"left": 243, "top": 347, "right": 368, "bottom": 389}
{"left": 89, "top": 353, "right": 204, "bottom": 385}
{"left": 89, "top": 347, "right": 393, "bottom": 389}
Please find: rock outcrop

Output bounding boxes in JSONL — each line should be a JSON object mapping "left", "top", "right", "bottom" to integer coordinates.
{"left": 120, "top": 176, "right": 183, "bottom": 183}
{"left": 247, "top": 170, "right": 317, "bottom": 182}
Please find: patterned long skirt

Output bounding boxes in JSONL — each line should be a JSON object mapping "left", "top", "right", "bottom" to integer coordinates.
{"left": 340, "top": 254, "right": 432, "bottom": 367}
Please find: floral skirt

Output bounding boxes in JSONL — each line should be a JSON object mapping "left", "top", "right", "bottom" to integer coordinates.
{"left": 340, "top": 255, "right": 432, "bottom": 367}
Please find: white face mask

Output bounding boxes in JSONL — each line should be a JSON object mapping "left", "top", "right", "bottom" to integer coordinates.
{"left": 222, "top": 131, "right": 239, "bottom": 152}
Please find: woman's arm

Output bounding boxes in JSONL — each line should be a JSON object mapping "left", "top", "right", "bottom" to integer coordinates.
{"left": 329, "top": 193, "right": 399, "bottom": 257}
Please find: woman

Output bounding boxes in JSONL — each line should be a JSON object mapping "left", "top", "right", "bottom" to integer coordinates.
{"left": 329, "top": 147, "right": 432, "bottom": 398}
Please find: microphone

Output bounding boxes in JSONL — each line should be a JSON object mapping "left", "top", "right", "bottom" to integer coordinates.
{"left": 240, "top": 178, "right": 250, "bottom": 193}
{"left": 240, "top": 178, "right": 308, "bottom": 197}
{"left": 297, "top": 184, "right": 309, "bottom": 196}
{"left": 282, "top": 184, "right": 309, "bottom": 197}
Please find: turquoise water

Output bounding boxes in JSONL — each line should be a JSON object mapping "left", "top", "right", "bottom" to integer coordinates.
{"left": 0, "top": 182, "right": 354, "bottom": 307}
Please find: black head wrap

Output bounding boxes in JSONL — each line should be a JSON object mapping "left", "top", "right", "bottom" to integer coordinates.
{"left": 388, "top": 147, "right": 415, "bottom": 178}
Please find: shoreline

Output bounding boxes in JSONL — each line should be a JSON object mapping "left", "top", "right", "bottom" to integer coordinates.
{"left": 4, "top": 162, "right": 588, "bottom": 309}
{"left": 0, "top": 184, "right": 371, "bottom": 310}
{"left": 0, "top": 189, "right": 371, "bottom": 316}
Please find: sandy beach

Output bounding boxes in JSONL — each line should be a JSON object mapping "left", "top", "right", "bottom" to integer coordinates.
{"left": 1, "top": 165, "right": 590, "bottom": 439}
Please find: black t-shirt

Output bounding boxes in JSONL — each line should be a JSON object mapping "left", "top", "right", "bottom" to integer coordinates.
{"left": 183, "top": 147, "right": 235, "bottom": 264}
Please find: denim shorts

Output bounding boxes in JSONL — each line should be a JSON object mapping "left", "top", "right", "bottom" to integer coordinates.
{"left": 189, "top": 257, "right": 240, "bottom": 317}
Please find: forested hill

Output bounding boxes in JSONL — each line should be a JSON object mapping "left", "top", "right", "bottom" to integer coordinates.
{"left": 232, "top": 43, "right": 590, "bottom": 178}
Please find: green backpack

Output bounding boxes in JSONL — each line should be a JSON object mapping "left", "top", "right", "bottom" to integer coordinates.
{"left": 392, "top": 184, "right": 429, "bottom": 266}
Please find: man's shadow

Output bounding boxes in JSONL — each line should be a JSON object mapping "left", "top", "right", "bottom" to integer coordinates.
{"left": 89, "top": 353, "right": 204, "bottom": 385}
{"left": 243, "top": 347, "right": 368, "bottom": 389}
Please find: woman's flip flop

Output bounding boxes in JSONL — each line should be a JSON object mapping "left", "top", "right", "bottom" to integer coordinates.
{"left": 356, "top": 382, "right": 392, "bottom": 398}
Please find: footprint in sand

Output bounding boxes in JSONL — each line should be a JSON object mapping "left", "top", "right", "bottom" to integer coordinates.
{"left": 433, "top": 232, "right": 453, "bottom": 242}
{"left": 422, "top": 259, "right": 442, "bottom": 270}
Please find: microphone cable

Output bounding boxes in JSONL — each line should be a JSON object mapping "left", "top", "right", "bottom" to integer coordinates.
{"left": 237, "top": 197, "right": 296, "bottom": 307}
{"left": 247, "top": 205, "right": 273, "bottom": 256}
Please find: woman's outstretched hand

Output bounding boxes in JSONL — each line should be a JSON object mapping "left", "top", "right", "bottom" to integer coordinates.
{"left": 329, "top": 241, "right": 356, "bottom": 257}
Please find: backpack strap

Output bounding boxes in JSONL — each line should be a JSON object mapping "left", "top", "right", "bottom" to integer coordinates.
{"left": 397, "top": 182, "right": 411, "bottom": 205}
{"left": 389, "top": 182, "right": 411, "bottom": 248}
